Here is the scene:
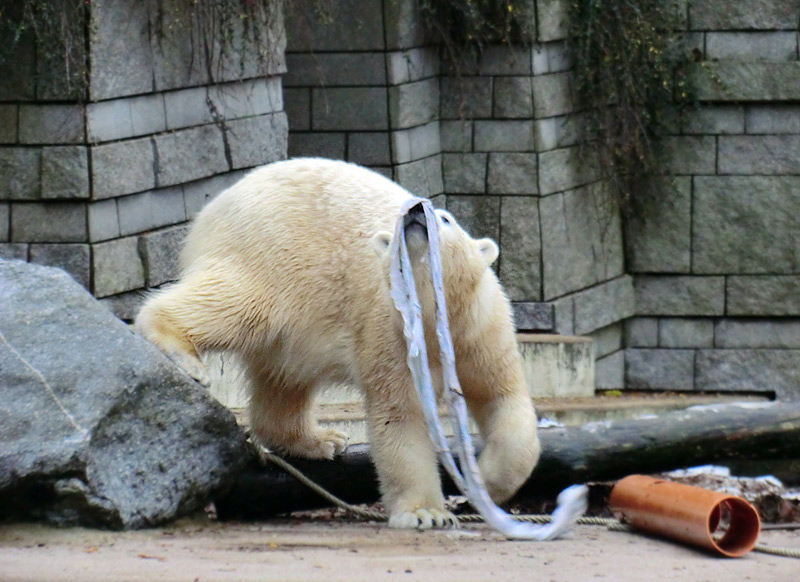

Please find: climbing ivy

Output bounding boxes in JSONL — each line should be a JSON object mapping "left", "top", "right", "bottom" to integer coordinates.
{"left": 568, "top": 0, "right": 695, "bottom": 211}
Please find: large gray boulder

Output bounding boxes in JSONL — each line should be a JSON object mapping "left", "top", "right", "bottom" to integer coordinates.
{"left": 0, "top": 259, "right": 249, "bottom": 529}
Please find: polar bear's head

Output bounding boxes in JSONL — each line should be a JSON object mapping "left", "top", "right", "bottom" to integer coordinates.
{"left": 371, "top": 206, "right": 499, "bottom": 294}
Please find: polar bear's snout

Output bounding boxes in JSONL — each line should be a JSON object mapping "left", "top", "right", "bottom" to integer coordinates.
{"left": 403, "top": 203, "right": 429, "bottom": 254}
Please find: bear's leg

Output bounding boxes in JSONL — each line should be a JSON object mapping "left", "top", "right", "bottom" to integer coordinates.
{"left": 362, "top": 368, "right": 457, "bottom": 529}
{"left": 247, "top": 366, "right": 348, "bottom": 460}
{"left": 135, "top": 287, "right": 210, "bottom": 386}
{"left": 458, "top": 349, "right": 540, "bottom": 504}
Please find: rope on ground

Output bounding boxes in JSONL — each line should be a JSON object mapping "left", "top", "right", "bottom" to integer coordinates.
{"left": 255, "top": 446, "right": 800, "bottom": 559}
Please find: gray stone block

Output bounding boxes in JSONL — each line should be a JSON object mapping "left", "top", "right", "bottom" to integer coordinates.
{"left": 512, "top": 302, "right": 554, "bottom": 332}
{"left": 625, "top": 348, "right": 695, "bottom": 390}
{"left": 715, "top": 319, "right": 800, "bottom": 349}
{"left": 92, "top": 236, "right": 145, "bottom": 297}
{"left": 494, "top": 77, "right": 534, "bottom": 119}
{"left": 183, "top": 172, "right": 244, "bottom": 218}
{"left": 117, "top": 186, "right": 186, "bottom": 237}
{"left": 532, "top": 73, "right": 574, "bottom": 119}
{"left": 288, "top": 132, "right": 346, "bottom": 160}
{"left": 696, "top": 349, "right": 800, "bottom": 399}
{"left": 596, "top": 350, "right": 624, "bottom": 390}
{"left": 0, "top": 105, "right": 17, "bottom": 144}
{"left": 537, "top": 0, "right": 569, "bottom": 42}
{"left": 474, "top": 120, "right": 534, "bottom": 152}
{"left": 727, "top": 276, "right": 800, "bottom": 316}
{"left": 538, "top": 146, "right": 600, "bottom": 195}
{"left": 100, "top": 289, "right": 147, "bottom": 322}
{"left": 635, "top": 275, "right": 725, "bottom": 316}
{"left": 552, "top": 295, "right": 574, "bottom": 335}
{"left": 91, "top": 138, "right": 155, "bottom": 199}
{"left": 383, "top": 0, "right": 428, "bottom": 49}
{"left": 746, "top": 104, "right": 800, "bottom": 134}
{"left": 389, "top": 79, "right": 438, "bottom": 129}
{"left": 541, "top": 182, "right": 624, "bottom": 299}
{"left": 446, "top": 195, "right": 500, "bottom": 241}
{"left": 626, "top": 177, "right": 691, "bottom": 273}
{"left": 688, "top": 62, "right": 800, "bottom": 102}
{"left": 393, "top": 155, "right": 443, "bottom": 197}
{"left": 0, "top": 32, "right": 34, "bottom": 101}
{"left": 625, "top": 317, "right": 659, "bottom": 348}
{"left": 534, "top": 118, "right": 558, "bottom": 151}
{"left": 440, "top": 77, "right": 493, "bottom": 119}
{"left": 285, "top": 52, "right": 387, "bottom": 87}
{"left": 518, "top": 334, "right": 594, "bottom": 398}
{"left": 689, "top": 0, "right": 799, "bottom": 30}
{"left": 149, "top": 0, "right": 209, "bottom": 92}
{"left": 682, "top": 106, "right": 745, "bottom": 135}
{"left": 129, "top": 94, "right": 168, "bottom": 137}
{"left": 442, "top": 154, "right": 487, "bottom": 194}
{"left": 88, "top": 199, "right": 120, "bottom": 243}
{"left": 659, "top": 318, "right": 714, "bottom": 349}
{"left": 139, "top": 224, "right": 189, "bottom": 287}
{"left": 693, "top": 176, "right": 800, "bottom": 274}
{"left": 0, "top": 149, "right": 41, "bottom": 201}
{"left": 29, "top": 243, "right": 91, "bottom": 289}
{"left": 658, "top": 136, "right": 716, "bottom": 174}
{"left": 0, "top": 203, "right": 7, "bottom": 242}
{"left": 348, "top": 133, "right": 392, "bottom": 166}
{"left": 284, "top": 88, "right": 311, "bottom": 131}
{"left": 706, "top": 32, "right": 797, "bottom": 62}
{"left": 573, "top": 276, "right": 635, "bottom": 335}
{"left": 87, "top": 99, "right": 134, "bottom": 142}
{"left": 591, "top": 323, "right": 623, "bottom": 359}
{"left": 391, "top": 121, "right": 441, "bottom": 164}
{"left": 155, "top": 125, "right": 229, "bottom": 187}
{"left": 89, "top": 0, "right": 154, "bottom": 100}
{"left": 487, "top": 153, "right": 538, "bottom": 194}
{"left": 385, "top": 48, "right": 439, "bottom": 84}
{"left": 19, "top": 104, "right": 84, "bottom": 145}
{"left": 11, "top": 202, "right": 87, "bottom": 243}
{"left": 478, "top": 46, "right": 531, "bottom": 76}
{"left": 286, "top": 0, "right": 384, "bottom": 52}
{"left": 498, "top": 196, "right": 541, "bottom": 301}
{"left": 312, "top": 87, "right": 389, "bottom": 130}
{"left": 226, "top": 112, "right": 289, "bottom": 170}
{"left": 719, "top": 135, "right": 800, "bottom": 174}
{"left": 0, "top": 244, "right": 28, "bottom": 260}
{"left": 440, "top": 121, "right": 473, "bottom": 153}
{"left": 41, "top": 147, "right": 89, "bottom": 199}
{"left": 164, "top": 87, "right": 214, "bottom": 130}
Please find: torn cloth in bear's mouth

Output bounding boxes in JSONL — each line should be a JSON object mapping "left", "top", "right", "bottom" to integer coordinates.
{"left": 387, "top": 196, "right": 588, "bottom": 541}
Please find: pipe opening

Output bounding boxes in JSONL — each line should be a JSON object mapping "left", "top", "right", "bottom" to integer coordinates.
{"left": 707, "top": 498, "right": 761, "bottom": 557}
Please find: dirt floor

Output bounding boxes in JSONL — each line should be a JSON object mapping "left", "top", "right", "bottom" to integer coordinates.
{"left": 1, "top": 517, "right": 798, "bottom": 582}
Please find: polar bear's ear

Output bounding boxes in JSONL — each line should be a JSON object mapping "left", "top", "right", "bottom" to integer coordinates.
{"left": 477, "top": 238, "right": 499, "bottom": 266}
{"left": 371, "top": 231, "right": 393, "bottom": 257}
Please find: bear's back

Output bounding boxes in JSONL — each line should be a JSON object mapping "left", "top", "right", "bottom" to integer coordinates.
{"left": 181, "top": 158, "right": 411, "bottom": 272}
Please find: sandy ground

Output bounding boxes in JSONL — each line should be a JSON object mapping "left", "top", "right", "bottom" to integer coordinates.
{"left": 1, "top": 517, "right": 798, "bottom": 582}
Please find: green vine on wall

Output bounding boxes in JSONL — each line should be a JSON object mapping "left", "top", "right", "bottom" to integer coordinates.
{"left": 568, "top": 0, "right": 694, "bottom": 211}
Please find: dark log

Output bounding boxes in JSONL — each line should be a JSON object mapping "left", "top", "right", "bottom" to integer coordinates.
{"left": 215, "top": 400, "right": 800, "bottom": 520}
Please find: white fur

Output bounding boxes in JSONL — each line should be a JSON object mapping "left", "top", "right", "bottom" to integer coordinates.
{"left": 135, "top": 158, "right": 540, "bottom": 528}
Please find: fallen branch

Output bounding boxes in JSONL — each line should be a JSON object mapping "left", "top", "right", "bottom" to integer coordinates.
{"left": 215, "top": 400, "right": 800, "bottom": 520}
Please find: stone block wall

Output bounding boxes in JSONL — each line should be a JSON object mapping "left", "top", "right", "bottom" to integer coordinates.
{"left": 0, "top": 0, "right": 288, "bottom": 319}
{"left": 624, "top": 0, "right": 800, "bottom": 398}
{"left": 283, "top": 0, "right": 634, "bottom": 385}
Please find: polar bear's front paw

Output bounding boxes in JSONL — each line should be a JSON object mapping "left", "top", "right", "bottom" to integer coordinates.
{"left": 388, "top": 508, "right": 459, "bottom": 530}
{"left": 300, "top": 428, "right": 349, "bottom": 460}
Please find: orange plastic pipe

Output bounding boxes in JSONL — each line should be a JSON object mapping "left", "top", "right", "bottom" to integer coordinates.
{"left": 608, "top": 474, "right": 761, "bottom": 558}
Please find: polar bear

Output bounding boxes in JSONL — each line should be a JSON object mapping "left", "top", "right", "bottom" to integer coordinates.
{"left": 135, "top": 158, "right": 540, "bottom": 529}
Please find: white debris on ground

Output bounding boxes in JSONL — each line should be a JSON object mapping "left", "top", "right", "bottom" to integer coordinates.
{"left": 660, "top": 465, "right": 800, "bottom": 523}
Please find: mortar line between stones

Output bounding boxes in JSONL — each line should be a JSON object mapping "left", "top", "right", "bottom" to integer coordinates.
{"left": 0, "top": 329, "right": 87, "bottom": 437}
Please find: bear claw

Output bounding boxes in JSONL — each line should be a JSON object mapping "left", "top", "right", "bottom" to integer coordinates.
{"left": 388, "top": 508, "right": 459, "bottom": 530}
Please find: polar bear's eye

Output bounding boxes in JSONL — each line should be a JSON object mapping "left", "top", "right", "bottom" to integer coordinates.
{"left": 441, "top": 215, "right": 451, "bottom": 225}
